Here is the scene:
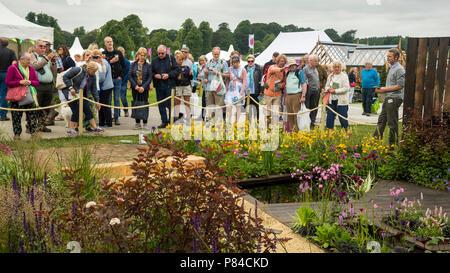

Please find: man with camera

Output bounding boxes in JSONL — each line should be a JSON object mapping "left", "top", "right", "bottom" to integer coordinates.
{"left": 30, "top": 38, "right": 58, "bottom": 133}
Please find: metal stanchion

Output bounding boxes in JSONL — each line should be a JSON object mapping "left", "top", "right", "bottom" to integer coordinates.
{"left": 246, "top": 93, "right": 250, "bottom": 122}
{"left": 170, "top": 88, "right": 175, "bottom": 126}
{"left": 78, "top": 89, "right": 84, "bottom": 135}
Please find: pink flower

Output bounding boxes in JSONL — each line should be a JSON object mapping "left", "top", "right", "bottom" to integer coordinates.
{"left": 373, "top": 203, "right": 378, "bottom": 209}
{"left": 319, "top": 184, "right": 323, "bottom": 190}
{"left": 339, "top": 216, "right": 343, "bottom": 226}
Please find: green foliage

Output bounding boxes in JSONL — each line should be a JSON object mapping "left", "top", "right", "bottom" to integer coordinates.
{"left": 233, "top": 20, "right": 252, "bottom": 53}
{"left": 96, "top": 19, "right": 135, "bottom": 55}
{"left": 25, "top": 11, "right": 73, "bottom": 47}
{"left": 148, "top": 30, "right": 173, "bottom": 59}
{"left": 198, "top": 22, "right": 213, "bottom": 54}
{"left": 312, "top": 223, "right": 353, "bottom": 249}
{"left": 122, "top": 14, "right": 150, "bottom": 50}
{"left": 291, "top": 206, "right": 317, "bottom": 231}
{"left": 212, "top": 23, "right": 235, "bottom": 50}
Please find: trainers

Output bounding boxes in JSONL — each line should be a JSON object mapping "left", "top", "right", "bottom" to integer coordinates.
{"left": 92, "top": 127, "right": 104, "bottom": 134}
{"left": 114, "top": 118, "right": 121, "bottom": 125}
{"left": 40, "top": 127, "right": 52, "bottom": 133}
{"left": 67, "top": 129, "right": 78, "bottom": 136}
{"left": 134, "top": 123, "right": 142, "bottom": 130}
{"left": 142, "top": 124, "right": 149, "bottom": 130}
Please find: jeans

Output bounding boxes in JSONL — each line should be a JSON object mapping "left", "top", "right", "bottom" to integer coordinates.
{"left": 121, "top": 79, "right": 129, "bottom": 113}
{"left": 112, "top": 78, "right": 122, "bottom": 118}
{"left": 326, "top": 100, "right": 349, "bottom": 130}
{"left": 362, "top": 88, "right": 375, "bottom": 114}
{"left": 305, "top": 87, "right": 320, "bottom": 127}
{"left": 155, "top": 82, "right": 172, "bottom": 125}
{"left": 201, "top": 87, "right": 206, "bottom": 119}
{"left": 0, "top": 72, "right": 8, "bottom": 118}
{"left": 374, "top": 98, "right": 403, "bottom": 146}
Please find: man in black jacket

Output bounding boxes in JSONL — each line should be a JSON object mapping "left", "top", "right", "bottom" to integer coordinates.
{"left": 0, "top": 37, "right": 17, "bottom": 121}
{"left": 152, "top": 45, "right": 181, "bottom": 129}
{"left": 244, "top": 54, "right": 263, "bottom": 121}
{"left": 103, "top": 37, "right": 126, "bottom": 125}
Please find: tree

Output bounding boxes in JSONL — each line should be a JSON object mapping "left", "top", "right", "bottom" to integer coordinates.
{"left": 148, "top": 30, "right": 173, "bottom": 59}
{"left": 198, "top": 21, "right": 213, "bottom": 54}
{"left": 262, "top": 33, "right": 276, "bottom": 48}
{"left": 96, "top": 20, "right": 135, "bottom": 55}
{"left": 325, "top": 28, "right": 340, "bottom": 42}
{"left": 267, "top": 22, "right": 282, "bottom": 36}
{"left": 340, "top": 30, "right": 357, "bottom": 43}
{"left": 233, "top": 20, "right": 252, "bottom": 53}
{"left": 167, "top": 30, "right": 178, "bottom": 42}
{"left": 25, "top": 12, "right": 69, "bottom": 47}
{"left": 122, "top": 14, "right": 150, "bottom": 49}
{"left": 212, "top": 23, "right": 234, "bottom": 50}
{"left": 79, "top": 29, "right": 100, "bottom": 49}
{"left": 73, "top": 26, "right": 86, "bottom": 37}
{"left": 185, "top": 26, "right": 203, "bottom": 59}
{"left": 176, "top": 18, "right": 196, "bottom": 46}
{"left": 254, "top": 40, "right": 265, "bottom": 56}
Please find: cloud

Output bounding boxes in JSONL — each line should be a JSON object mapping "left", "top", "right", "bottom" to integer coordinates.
{"left": 1, "top": 0, "right": 448, "bottom": 37}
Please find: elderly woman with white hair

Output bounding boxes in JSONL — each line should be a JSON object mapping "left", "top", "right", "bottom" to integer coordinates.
{"left": 5, "top": 52, "right": 40, "bottom": 140}
{"left": 324, "top": 61, "right": 350, "bottom": 134}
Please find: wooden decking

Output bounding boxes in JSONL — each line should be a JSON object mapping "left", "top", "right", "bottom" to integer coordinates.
{"left": 253, "top": 180, "right": 450, "bottom": 227}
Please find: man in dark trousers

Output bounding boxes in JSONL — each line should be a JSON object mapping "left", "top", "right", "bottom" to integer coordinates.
{"left": 152, "top": 44, "right": 180, "bottom": 129}
{"left": 303, "top": 55, "right": 323, "bottom": 128}
{"left": 0, "top": 37, "right": 17, "bottom": 121}
{"left": 103, "top": 36, "right": 126, "bottom": 125}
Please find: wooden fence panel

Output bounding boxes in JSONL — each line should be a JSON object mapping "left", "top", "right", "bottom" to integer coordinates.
{"left": 413, "top": 39, "right": 428, "bottom": 118}
{"left": 435, "top": 38, "right": 449, "bottom": 117}
{"left": 423, "top": 38, "right": 438, "bottom": 121}
{"left": 404, "top": 38, "right": 418, "bottom": 121}
{"left": 404, "top": 37, "right": 449, "bottom": 124}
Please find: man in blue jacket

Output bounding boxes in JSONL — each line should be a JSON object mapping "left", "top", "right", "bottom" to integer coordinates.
{"left": 152, "top": 45, "right": 181, "bottom": 129}
{"left": 361, "top": 61, "right": 380, "bottom": 116}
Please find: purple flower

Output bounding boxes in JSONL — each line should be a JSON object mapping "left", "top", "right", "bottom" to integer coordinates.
{"left": 212, "top": 233, "right": 217, "bottom": 253}
{"left": 354, "top": 153, "right": 361, "bottom": 158}
{"left": 195, "top": 139, "right": 201, "bottom": 144}
{"left": 339, "top": 216, "right": 343, "bottom": 226}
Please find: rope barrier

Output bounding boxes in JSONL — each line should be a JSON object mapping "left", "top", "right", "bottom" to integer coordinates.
{"left": 0, "top": 98, "right": 79, "bottom": 112}
{"left": 0, "top": 91, "right": 391, "bottom": 126}
{"left": 82, "top": 95, "right": 172, "bottom": 109}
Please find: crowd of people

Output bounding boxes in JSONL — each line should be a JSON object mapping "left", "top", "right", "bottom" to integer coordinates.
{"left": 0, "top": 36, "right": 405, "bottom": 146}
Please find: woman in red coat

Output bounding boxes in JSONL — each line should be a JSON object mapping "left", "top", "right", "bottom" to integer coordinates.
{"left": 5, "top": 52, "right": 40, "bottom": 140}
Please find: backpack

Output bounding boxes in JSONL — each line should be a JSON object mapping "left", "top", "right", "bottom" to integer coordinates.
{"left": 55, "top": 67, "right": 82, "bottom": 90}
{"left": 287, "top": 68, "right": 303, "bottom": 88}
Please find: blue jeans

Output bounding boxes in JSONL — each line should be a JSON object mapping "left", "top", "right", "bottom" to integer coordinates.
{"left": 0, "top": 72, "right": 8, "bottom": 118}
{"left": 121, "top": 79, "right": 129, "bottom": 113}
{"left": 326, "top": 100, "right": 349, "bottom": 129}
{"left": 155, "top": 82, "right": 172, "bottom": 125}
{"left": 362, "top": 88, "right": 375, "bottom": 114}
{"left": 112, "top": 78, "right": 122, "bottom": 118}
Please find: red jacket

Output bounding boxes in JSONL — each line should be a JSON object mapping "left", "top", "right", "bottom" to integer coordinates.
{"left": 5, "top": 62, "right": 39, "bottom": 88}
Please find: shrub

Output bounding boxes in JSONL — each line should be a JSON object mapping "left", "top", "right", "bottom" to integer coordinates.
{"left": 57, "top": 139, "right": 289, "bottom": 253}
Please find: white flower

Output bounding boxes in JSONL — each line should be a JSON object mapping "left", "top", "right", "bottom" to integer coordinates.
{"left": 109, "top": 218, "right": 120, "bottom": 226}
{"left": 85, "top": 201, "right": 97, "bottom": 209}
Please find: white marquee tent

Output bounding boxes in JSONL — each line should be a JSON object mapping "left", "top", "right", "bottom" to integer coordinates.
{"left": 255, "top": 31, "right": 332, "bottom": 65}
{"left": 69, "top": 37, "right": 84, "bottom": 58}
{"left": 0, "top": 2, "right": 53, "bottom": 44}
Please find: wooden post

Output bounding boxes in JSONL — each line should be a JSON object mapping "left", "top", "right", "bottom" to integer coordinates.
{"left": 246, "top": 93, "right": 250, "bottom": 122}
{"left": 170, "top": 88, "right": 175, "bottom": 126}
{"left": 78, "top": 89, "right": 83, "bottom": 135}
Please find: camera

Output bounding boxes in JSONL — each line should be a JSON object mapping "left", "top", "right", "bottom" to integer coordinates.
{"left": 93, "top": 55, "right": 100, "bottom": 59}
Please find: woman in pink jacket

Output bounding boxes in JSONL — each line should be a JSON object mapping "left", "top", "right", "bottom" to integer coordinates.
{"left": 5, "top": 52, "right": 39, "bottom": 140}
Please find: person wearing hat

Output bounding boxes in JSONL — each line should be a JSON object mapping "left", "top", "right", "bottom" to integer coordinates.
{"left": 30, "top": 38, "right": 58, "bottom": 133}
{"left": 244, "top": 54, "right": 263, "bottom": 121}
{"left": 285, "top": 59, "right": 307, "bottom": 132}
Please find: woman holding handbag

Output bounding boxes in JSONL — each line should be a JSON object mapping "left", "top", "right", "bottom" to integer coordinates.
{"left": 5, "top": 52, "right": 40, "bottom": 140}
{"left": 128, "top": 47, "right": 152, "bottom": 130}
{"left": 225, "top": 55, "right": 247, "bottom": 125}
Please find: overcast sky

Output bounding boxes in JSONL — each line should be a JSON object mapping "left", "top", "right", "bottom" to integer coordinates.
{"left": 2, "top": 0, "right": 449, "bottom": 38}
